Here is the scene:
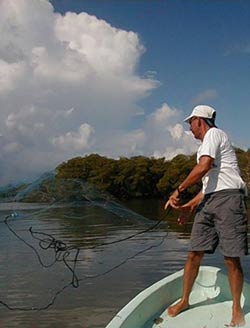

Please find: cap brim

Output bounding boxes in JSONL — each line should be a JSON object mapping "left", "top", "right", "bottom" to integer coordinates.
{"left": 184, "top": 114, "right": 193, "bottom": 123}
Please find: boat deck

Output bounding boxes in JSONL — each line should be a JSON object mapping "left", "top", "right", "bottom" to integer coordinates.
{"left": 148, "top": 299, "right": 250, "bottom": 328}
{"left": 106, "top": 267, "right": 250, "bottom": 328}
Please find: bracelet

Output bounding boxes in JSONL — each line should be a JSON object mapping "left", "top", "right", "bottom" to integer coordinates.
{"left": 177, "top": 187, "right": 185, "bottom": 196}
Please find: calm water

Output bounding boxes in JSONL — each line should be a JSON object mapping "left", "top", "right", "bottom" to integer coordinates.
{"left": 0, "top": 199, "right": 249, "bottom": 328}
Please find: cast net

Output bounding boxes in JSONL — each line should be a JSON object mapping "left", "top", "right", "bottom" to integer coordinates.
{"left": 0, "top": 171, "right": 169, "bottom": 311}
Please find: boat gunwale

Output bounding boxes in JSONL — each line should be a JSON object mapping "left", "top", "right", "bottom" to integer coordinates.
{"left": 105, "top": 266, "right": 222, "bottom": 328}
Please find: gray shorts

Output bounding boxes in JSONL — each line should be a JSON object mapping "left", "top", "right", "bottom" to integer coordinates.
{"left": 190, "top": 189, "right": 249, "bottom": 257}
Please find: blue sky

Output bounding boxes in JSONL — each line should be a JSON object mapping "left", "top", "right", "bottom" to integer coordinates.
{"left": 50, "top": 0, "right": 250, "bottom": 143}
{"left": 0, "top": 0, "right": 249, "bottom": 183}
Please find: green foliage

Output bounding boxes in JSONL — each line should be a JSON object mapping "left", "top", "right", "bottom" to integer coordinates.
{"left": 56, "top": 147, "right": 250, "bottom": 200}
{"left": 56, "top": 153, "right": 196, "bottom": 199}
{"left": 235, "top": 148, "right": 250, "bottom": 193}
{"left": 0, "top": 183, "right": 28, "bottom": 201}
{"left": 3, "top": 147, "right": 249, "bottom": 203}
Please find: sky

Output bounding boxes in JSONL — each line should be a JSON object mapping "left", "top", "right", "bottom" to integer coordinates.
{"left": 0, "top": 0, "right": 250, "bottom": 184}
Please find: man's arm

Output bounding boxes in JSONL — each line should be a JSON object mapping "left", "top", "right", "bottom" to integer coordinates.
{"left": 165, "top": 155, "right": 213, "bottom": 210}
{"left": 176, "top": 190, "right": 204, "bottom": 225}
{"left": 178, "top": 155, "right": 213, "bottom": 192}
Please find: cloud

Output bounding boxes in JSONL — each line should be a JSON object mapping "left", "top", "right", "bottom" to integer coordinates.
{"left": 51, "top": 123, "right": 95, "bottom": 151}
{"left": 150, "top": 103, "right": 179, "bottom": 123}
{"left": 0, "top": 60, "right": 25, "bottom": 93}
{"left": 95, "top": 128, "right": 146, "bottom": 158}
{"left": 192, "top": 89, "right": 218, "bottom": 105}
{"left": 168, "top": 124, "right": 183, "bottom": 140}
{"left": 142, "top": 103, "right": 199, "bottom": 160}
{"left": 0, "top": 0, "right": 197, "bottom": 184}
{"left": 90, "top": 103, "right": 198, "bottom": 160}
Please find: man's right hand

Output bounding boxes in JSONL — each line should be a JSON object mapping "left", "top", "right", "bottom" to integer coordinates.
{"left": 177, "top": 204, "right": 194, "bottom": 225}
{"left": 164, "top": 189, "right": 181, "bottom": 210}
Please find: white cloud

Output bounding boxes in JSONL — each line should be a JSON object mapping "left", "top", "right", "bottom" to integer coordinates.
{"left": 51, "top": 123, "right": 95, "bottom": 151}
{"left": 141, "top": 103, "right": 199, "bottom": 160}
{"left": 54, "top": 11, "right": 145, "bottom": 77}
{"left": 101, "top": 129, "right": 146, "bottom": 158}
{"left": 168, "top": 124, "right": 184, "bottom": 140}
{"left": 0, "top": 60, "right": 25, "bottom": 94}
{"left": 150, "top": 103, "right": 179, "bottom": 123}
{"left": 0, "top": 0, "right": 197, "bottom": 184}
{"left": 88, "top": 103, "right": 198, "bottom": 160}
{"left": 192, "top": 89, "right": 218, "bottom": 105}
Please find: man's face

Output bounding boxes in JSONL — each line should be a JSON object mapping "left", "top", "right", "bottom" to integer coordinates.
{"left": 189, "top": 116, "right": 202, "bottom": 140}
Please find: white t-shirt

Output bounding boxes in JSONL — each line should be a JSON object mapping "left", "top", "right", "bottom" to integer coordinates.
{"left": 197, "top": 128, "right": 245, "bottom": 194}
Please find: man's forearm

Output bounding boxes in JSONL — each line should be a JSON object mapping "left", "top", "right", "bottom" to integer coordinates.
{"left": 178, "top": 156, "right": 213, "bottom": 192}
{"left": 188, "top": 190, "right": 204, "bottom": 208}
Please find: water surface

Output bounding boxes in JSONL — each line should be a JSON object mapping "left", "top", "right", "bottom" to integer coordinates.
{"left": 0, "top": 200, "right": 249, "bottom": 328}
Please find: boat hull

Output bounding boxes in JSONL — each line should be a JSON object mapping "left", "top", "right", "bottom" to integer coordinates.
{"left": 106, "top": 266, "right": 250, "bottom": 328}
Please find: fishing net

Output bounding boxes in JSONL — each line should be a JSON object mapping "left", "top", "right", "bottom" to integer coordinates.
{"left": 0, "top": 171, "right": 169, "bottom": 311}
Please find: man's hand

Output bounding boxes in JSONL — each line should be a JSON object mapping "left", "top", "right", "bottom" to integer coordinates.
{"left": 164, "top": 190, "right": 204, "bottom": 225}
{"left": 177, "top": 203, "right": 195, "bottom": 225}
{"left": 164, "top": 189, "right": 181, "bottom": 210}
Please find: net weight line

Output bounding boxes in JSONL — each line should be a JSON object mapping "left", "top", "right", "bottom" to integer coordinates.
{"left": 1, "top": 208, "right": 169, "bottom": 311}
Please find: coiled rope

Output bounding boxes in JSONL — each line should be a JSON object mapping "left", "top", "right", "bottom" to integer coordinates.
{"left": 0, "top": 206, "right": 170, "bottom": 311}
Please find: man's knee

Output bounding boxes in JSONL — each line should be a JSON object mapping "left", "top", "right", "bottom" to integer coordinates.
{"left": 224, "top": 256, "right": 242, "bottom": 271}
{"left": 187, "top": 251, "right": 204, "bottom": 265}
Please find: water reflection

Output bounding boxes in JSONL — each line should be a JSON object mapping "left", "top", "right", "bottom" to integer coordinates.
{"left": 0, "top": 199, "right": 249, "bottom": 328}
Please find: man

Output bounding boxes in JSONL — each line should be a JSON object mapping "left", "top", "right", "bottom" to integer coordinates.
{"left": 165, "top": 105, "right": 248, "bottom": 327}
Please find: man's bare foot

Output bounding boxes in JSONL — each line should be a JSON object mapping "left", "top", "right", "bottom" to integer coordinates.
{"left": 167, "top": 300, "right": 189, "bottom": 317}
{"left": 224, "top": 321, "right": 245, "bottom": 327}
{"left": 224, "top": 308, "right": 245, "bottom": 327}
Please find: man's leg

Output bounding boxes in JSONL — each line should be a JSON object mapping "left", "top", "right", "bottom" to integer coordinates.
{"left": 224, "top": 256, "right": 245, "bottom": 327}
{"left": 167, "top": 250, "right": 204, "bottom": 317}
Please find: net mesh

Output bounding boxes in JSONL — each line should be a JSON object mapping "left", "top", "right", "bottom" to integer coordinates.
{"left": 0, "top": 172, "right": 168, "bottom": 310}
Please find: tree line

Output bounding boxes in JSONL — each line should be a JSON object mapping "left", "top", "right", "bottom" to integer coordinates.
{"left": 56, "top": 148, "right": 250, "bottom": 200}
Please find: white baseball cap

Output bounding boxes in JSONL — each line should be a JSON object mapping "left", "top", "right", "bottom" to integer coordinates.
{"left": 184, "top": 105, "right": 216, "bottom": 123}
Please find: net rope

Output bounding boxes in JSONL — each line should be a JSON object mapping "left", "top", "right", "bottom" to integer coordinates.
{"left": 0, "top": 172, "right": 170, "bottom": 311}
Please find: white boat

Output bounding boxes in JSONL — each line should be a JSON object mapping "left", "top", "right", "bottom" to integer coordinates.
{"left": 106, "top": 266, "right": 250, "bottom": 328}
